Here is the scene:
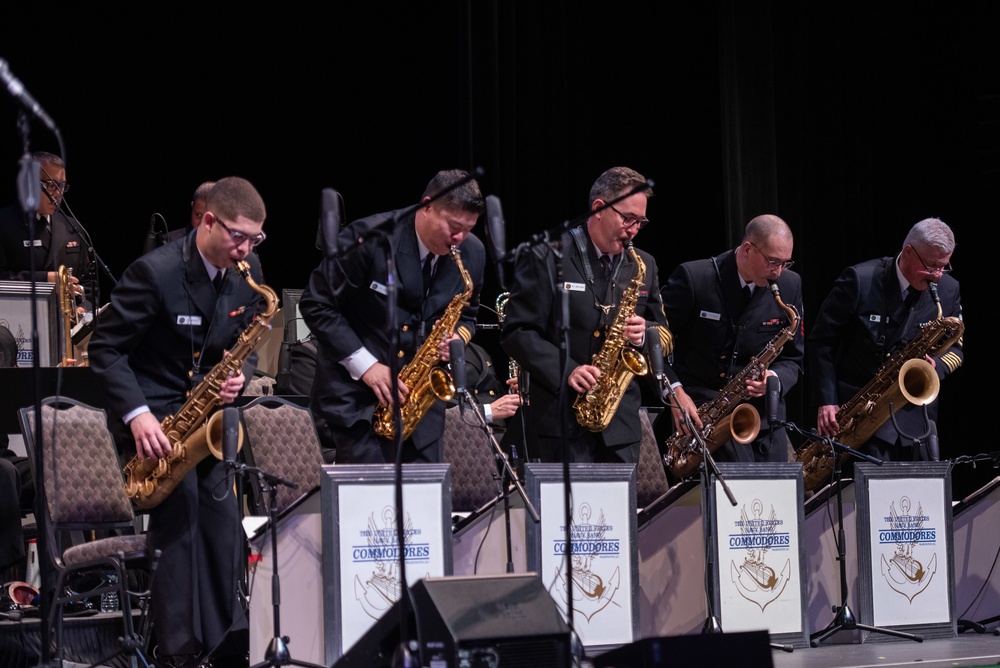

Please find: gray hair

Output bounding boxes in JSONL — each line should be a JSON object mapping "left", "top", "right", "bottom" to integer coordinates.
{"left": 902, "top": 217, "right": 955, "bottom": 255}
{"left": 589, "top": 166, "right": 653, "bottom": 206}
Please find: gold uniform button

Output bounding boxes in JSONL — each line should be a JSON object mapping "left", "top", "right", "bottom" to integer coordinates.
{"left": 402, "top": 325, "right": 409, "bottom": 332}
{"left": 719, "top": 372, "right": 727, "bottom": 379}
{"left": 594, "top": 330, "right": 601, "bottom": 338}
{"left": 488, "top": 390, "right": 496, "bottom": 397}
{"left": 398, "top": 350, "right": 405, "bottom": 358}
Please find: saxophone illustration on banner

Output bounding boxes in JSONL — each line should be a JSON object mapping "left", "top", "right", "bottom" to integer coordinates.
{"left": 123, "top": 260, "right": 279, "bottom": 509}
{"left": 573, "top": 242, "right": 648, "bottom": 432}
{"left": 372, "top": 245, "right": 473, "bottom": 442}
{"left": 663, "top": 281, "right": 799, "bottom": 478}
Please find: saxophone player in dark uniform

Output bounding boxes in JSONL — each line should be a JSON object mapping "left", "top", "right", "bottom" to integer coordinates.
{"left": 300, "top": 169, "right": 486, "bottom": 464}
{"left": 89, "top": 177, "right": 268, "bottom": 668}
{"left": 501, "top": 166, "right": 670, "bottom": 464}
{"left": 660, "top": 214, "right": 805, "bottom": 467}
{"left": 808, "top": 217, "right": 963, "bottom": 463}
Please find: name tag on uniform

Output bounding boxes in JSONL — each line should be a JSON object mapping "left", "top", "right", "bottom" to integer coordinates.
{"left": 699, "top": 310, "right": 721, "bottom": 321}
{"left": 22, "top": 239, "right": 43, "bottom": 248}
{"left": 177, "top": 315, "right": 202, "bottom": 326}
{"left": 370, "top": 281, "right": 387, "bottom": 295}
{"left": 563, "top": 281, "right": 585, "bottom": 292}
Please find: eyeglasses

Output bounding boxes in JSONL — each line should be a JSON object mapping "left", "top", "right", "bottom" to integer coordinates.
{"left": 609, "top": 205, "right": 649, "bottom": 230}
{"left": 748, "top": 241, "right": 795, "bottom": 270}
{"left": 908, "top": 244, "right": 952, "bottom": 275}
{"left": 211, "top": 214, "right": 267, "bottom": 247}
{"left": 40, "top": 179, "right": 69, "bottom": 195}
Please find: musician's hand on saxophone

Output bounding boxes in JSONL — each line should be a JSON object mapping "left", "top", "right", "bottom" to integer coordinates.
{"left": 744, "top": 370, "right": 772, "bottom": 398}
{"left": 437, "top": 329, "right": 462, "bottom": 361}
{"left": 816, "top": 405, "right": 839, "bottom": 437}
{"left": 505, "top": 376, "right": 519, "bottom": 395}
{"left": 363, "top": 362, "right": 410, "bottom": 408}
{"left": 129, "top": 411, "right": 172, "bottom": 462}
{"left": 568, "top": 364, "right": 601, "bottom": 393}
{"left": 489, "top": 393, "right": 521, "bottom": 420}
{"left": 624, "top": 315, "right": 647, "bottom": 347}
{"left": 668, "top": 385, "right": 703, "bottom": 437}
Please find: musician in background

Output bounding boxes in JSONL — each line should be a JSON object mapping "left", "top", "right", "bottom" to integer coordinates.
{"left": 809, "top": 217, "right": 963, "bottom": 461}
{"left": 167, "top": 180, "right": 216, "bottom": 242}
{"left": 660, "top": 215, "right": 804, "bottom": 465}
{"left": 89, "top": 177, "right": 267, "bottom": 668}
{"left": 0, "top": 151, "right": 89, "bottom": 303}
{"left": 500, "top": 166, "right": 669, "bottom": 464}
{"left": 446, "top": 340, "right": 521, "bottom": 427}
{"left": 300, "top": 169, "right": 486, "bottom": 465}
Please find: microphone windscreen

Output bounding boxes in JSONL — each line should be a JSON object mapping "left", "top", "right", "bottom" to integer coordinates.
{"left": 485, "top": 195, "right": 506, "bottom": 263}
{"left": 222, "top": 406, "right": 240, "bottom": 466}
{"left": 766, "top": 375, "right": 780, "bottom": 425}
{"left": 319, "top": 188, "right": 344, "bottom": 257}
{"left": 449, "top": 339, "right": 467, "bottom": 393}
{"left": 646, "top": 327, "right": 664, "bottom": 378}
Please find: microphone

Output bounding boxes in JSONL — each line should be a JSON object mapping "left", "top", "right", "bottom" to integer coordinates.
{"left": 485, "top": 195, "right": 507, "bottom": 289}
{"left": 926, "top": 414, "right": 940, "bottom": 461}
{"left": 766, "top": 375, "right": 781, "bottom": 426}
{"left": 318, "top": 188, "right": 344, "bottom": 257}
{"left": 0, "top": 58, "right": 58, "bottom": 132}
{"left": 143, "top": 214, "right": 160, "bottom": 255}
{"left": 222, "top": 406, "right": 240, "bottom": 485}
{"left": 449, "top": 338, "right": 468, "bottom": 414}
{"left": 646, "top": 327, "right": 665, "bottom": 381}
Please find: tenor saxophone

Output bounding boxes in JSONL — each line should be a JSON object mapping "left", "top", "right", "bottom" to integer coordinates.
{"left": 573, "top": 242, "right": 649, "bottom": 432}
{"left": 663, "top": 282, "right": 799, "bottom": 478}
{"left": 123, "top": 260, "right": 279, "bottom": 509}
{"left": 372, "top": 245, "right": 473, "bottom": 441}
{"left": 57, "top": 265, "right": 78, "bottom": 365}
{"left": 795, "top": 285, "right": 963, "bottom": 493}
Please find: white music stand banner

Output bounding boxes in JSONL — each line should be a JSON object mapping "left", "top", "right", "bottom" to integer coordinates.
{"left": 709, "top": 462, "right": 809, "bottom": 648}
{"left": 321, "top": 463, "right": 453, "bottom": 664}
{"left": 855, "top": 461, "right": 956, "bottom": 641}
{"left": 525, "top": 462, "right": 638, "bottom": 654}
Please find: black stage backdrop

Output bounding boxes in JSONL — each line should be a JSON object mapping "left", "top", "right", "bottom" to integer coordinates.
{"left": 2, "top": 3, "right": 994, "bottom": 498}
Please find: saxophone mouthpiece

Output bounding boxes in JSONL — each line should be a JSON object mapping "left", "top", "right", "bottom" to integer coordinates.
{"left": 928, "top": 281, "right": 940, "bottom": 304}
{"left": 768, "top": 280, "right": 780, "bottom": 297}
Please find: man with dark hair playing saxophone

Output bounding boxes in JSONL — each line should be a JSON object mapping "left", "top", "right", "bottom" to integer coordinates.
{"left": 500, "top": 166, "right": 670, "bottom": 464}
{"left": 89, "top": 176, "right": 269, "bottom": 668}
{"left": 300, "top": 169, "right": 486, "bottom": 465}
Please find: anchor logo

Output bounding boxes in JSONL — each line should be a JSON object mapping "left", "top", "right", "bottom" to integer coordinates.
{"left": 730, "top": 499, "right": 791, "bottom": 612}
{"left": 551, "top": 503, "right": 622, "bottom": 622}
{"left": 879, "top": 496, "right": 936, "bottom": 603}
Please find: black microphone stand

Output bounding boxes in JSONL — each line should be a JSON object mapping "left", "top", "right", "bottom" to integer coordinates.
{"left": 453, "top": 389, "right": 540, "bottom": 573}
{"left": 777, "top": 420, "right": 923, "bottom": 645}
{"left": 240, "top": 464, "right": 327, "bottom": 668}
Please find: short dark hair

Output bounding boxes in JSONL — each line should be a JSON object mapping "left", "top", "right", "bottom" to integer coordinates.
{"left": 192, "top": 180, "right": 216, "bottom": 202}
{"left": 0, "top": 324, "right": 17, "bottom": 368}
{"left": 421, "top": 169, "right": 485, "bottom": 215}
{"left": 589, "top": 166, "right": 652, "bottom": 206}
{"left": 206, "top": 176, "right": 266, "bottom": 224}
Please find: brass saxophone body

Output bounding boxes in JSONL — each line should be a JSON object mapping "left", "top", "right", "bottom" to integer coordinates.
{"left": 373, "top": 245, "right": 473, "bottom": 442}
{"left": 495, "top": 291, "right": 521, "bottom": 398}
{"left": 57, "top": 265, "right": 78, "bottom": 364}
{"left": 795, "top": 291, "right": 963, "bottom": 493}
{"left": 123, "top": 260, "right": 279, "bottom": 509}
{"left": 664, "top": 282, "right": 799, "bottom": 478}
{"left": 573, "top": 242, "right": 649, "bottom": 432}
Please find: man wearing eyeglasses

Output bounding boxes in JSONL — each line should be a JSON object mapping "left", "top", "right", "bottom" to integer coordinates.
{"left": 0, "top": 151, "right": 91, "bottom": 297}
{"left": 501, "top": 166, "right": 671, "bottom": 464}
{"left": 809, "top": 217, "right": 963, "bottom": 462}
{"left": 660, "top": 214, "right": 805, "bottom": 467}
{"left": 88, "top": 176, "right": 266, "bottom": 668}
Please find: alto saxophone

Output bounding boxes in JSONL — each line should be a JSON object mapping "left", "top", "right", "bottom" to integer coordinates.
{"left": 373, "top": 245, "right": 473, "bottom": 441}
{"left": 573, "top": 242, "right": 649, "bottom": 432}
{"left": 123, "top": 260, "right": 279, "bottom": 509}
{"left": 795, "top": 285, "right": 963, "bottom": 493}
{"left": 664, "top": 281, "right": 799, "bottom": 478}
{"left": 57, "top": 265, "right": 79, "bottom": 365}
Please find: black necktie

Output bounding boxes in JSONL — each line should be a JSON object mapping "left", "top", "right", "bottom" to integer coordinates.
{"left": 742, "top": 285, "right": 752, "bottom": 308}
{"left": 422, "top": 255, "right": 434, "bottom": 296}
{"left": 904, "top": 286, "right": 919, "bottom": 310}
{"left": 213, "top": 271, "right": 225, "bottom": 294}
{"left": 600, "top": 254, "right": 612, "bottom": 277}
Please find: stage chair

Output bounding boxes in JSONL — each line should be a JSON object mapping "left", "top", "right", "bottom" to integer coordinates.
{"left": 239, "top": 396, "right": 324, "bottom": 515}
{"left": 442, "top": 405, "right": 507, "bottom": 513}
{"left": 18, "top": 396, "right": 158, "bottom": 668}
{"left": 636, "top": 408, "right": 670, "bottom": 510}
{"left": 244, "top": 372, "right": 277, "bottom": 397}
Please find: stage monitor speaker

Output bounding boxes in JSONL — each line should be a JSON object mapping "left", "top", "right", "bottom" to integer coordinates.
{"left": 591, "top": 630, "right": 773, "bottom": 668}
{"left": 334, "top": 573, "right": 571, "bottom": 668}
